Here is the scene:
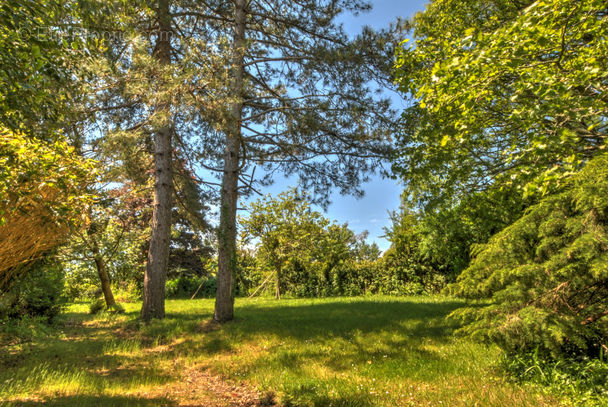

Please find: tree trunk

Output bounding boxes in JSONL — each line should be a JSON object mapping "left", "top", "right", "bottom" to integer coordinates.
{"left": 214, "top": 0, "right": 246, "bottom": 323}
{"left": 141, "top": 0, "right": 173, "bottom": 322}
{"left": 275, "top": 266, "right": 281, "bottom": 300}
{"left": 92, "top": 248, "right": 116, "bottom": 308}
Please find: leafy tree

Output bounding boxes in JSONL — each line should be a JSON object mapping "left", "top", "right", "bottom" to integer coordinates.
{"left": 60, "top": 172, "right": 213, "bottom": 305}
{"left": 449, "top": 153, "right": 608, "bottom": 357}
{"left": 391, "top": 0, "right": 608, "bottom": 372}
{"left": 378, "top": 186, "right": 527, "bottom": 294}
{"left": 380, "top": 206, "right": 436, "bottom": 294}
{"left": 351, "top": 233, "right": 381, "bottom": 263}
{"left": 64, "top": 197, "right": 122, "bottom": 308}
{"left": 241, "top": 189, "right": 328, "bottom": 299}
{"left": 60, "top": 182, "right": 152, "bottom": 308}
{"left": 0, "top": 130, "right": 95, "bottom": 289}
{"left": 0, "top": 0, "right": 81, "bottom": 135}
{"left": 392, "top": 0, "right": 607, "bottom": 208}
{"left": 311, "top": 224, "right": 361, "bottom": 296}
{"left": 0, "top": 1, "right": 102, "bottom": 296}
{"left": 241, "top": 190, "right": 384, "bottom": 298}
{"left": 417, "top": 188, "right": 528, "bottom": 280}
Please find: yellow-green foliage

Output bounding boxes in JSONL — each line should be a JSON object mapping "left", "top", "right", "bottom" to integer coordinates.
{"left": 240, "top": 189, "right": 385, "bottom": 297}
{"left": 393, "top": 0, "right": 608, "bottom": 205}
{"left": 450, "top": 154, "right": 608, "bottom": 356}
{"left": 0, "top": 129, "right": 96, "bottom": 288}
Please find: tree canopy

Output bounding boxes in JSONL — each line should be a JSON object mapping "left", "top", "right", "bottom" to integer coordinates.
{"left": 1, "top": 2, "right": 607, "bottom": 401}
{"left": 392, "top": 0, "right": 607, "bottom": 208}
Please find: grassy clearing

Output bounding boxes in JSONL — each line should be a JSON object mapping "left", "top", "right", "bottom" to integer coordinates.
{"left": 0, "top": 296, "right": 561, "bottom": 406}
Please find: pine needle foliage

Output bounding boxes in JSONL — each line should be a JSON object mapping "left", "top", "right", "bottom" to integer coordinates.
{"left": 449, "top": 154, "right": 608, "bottom": 357}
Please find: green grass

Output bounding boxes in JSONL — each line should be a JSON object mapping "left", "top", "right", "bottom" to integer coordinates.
{"left": 0, "top": 296, "right": 561, "bottom": 406}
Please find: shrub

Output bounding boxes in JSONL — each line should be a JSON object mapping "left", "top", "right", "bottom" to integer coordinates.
{"left": 195, "top": 277, "right": 217, "bottom": 298}
{"left": 0, "top": 315, "right": 54, "bottom": 345}
{"left": 166, "top": 276, "right": 217, "bottom": 299}
{"left": 0, "top": 257, "right": 66, "bottom": 322}
{"left": 88, "top": 298, "right": 105, "bottom": 314}
{"left": 113, "top": 282, "right": 141, "bottom": 303}
{"left": 89, "top": 298, "right": 125, "bottom": 315}
{"left": 503, "top": 348, "right": 608, "bottom": 405}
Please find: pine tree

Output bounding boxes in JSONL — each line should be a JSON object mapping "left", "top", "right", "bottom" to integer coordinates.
{"left": 185, "top": 0, "right": 398, "bottom": 322}
{"left": 449, "top": 154, "right": 608, "bottom": 357}
{"left": 76, "top": 0, "right": 226, "bottom": 320}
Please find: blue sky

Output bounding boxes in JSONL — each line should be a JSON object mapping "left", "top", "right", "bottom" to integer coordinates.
{"left": 242, "top": 0, "right": 429, "bottom": 251}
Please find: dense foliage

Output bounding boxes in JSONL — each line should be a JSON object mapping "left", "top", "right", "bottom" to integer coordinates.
{"left": 378, "top": 186, "right": 528, "bottom": 294}
{"left": 391, "top": 0, "right": 608, "bottom": 399}
{"left": 0, "top": 130, "right": 95, "bottom": 289}
{"left": 0, "top": 256, "right": 66, "bottom": 322}
{"left": 393, "top": 0, "right": 607, "bottom": 207}
{"left": 0, "top": 0, "right": 82, "bottom": 135}
{"left": 449, "top": 154, "right": 608, "bottom": 356}
{"left": 240, "top": 190, "right": 384, "bottom": 298}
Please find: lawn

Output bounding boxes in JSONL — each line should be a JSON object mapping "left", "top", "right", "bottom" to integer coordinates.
{"left": 0, "top": 296, "right": 560, "bottom": 406}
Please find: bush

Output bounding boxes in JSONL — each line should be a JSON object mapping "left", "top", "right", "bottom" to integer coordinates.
{"left": 0, "top": 315, "right": 54, "bottom": 345}
{"left": 166, "top": 276, "right": 217, "bottom": 299}
{"left": 62, "top": 263, "right": 99, "bottom": 301}
{"left": 88, "top": 297, "right": 125, "bottom": 315}
{"left": 88, "top": 298, "right": 105, "bottom": 314}
{"left": 503, "top": 348, "right": 608, "bottom": 405}
{"left": 195, "top": 277, "right": 217, "bottom": 298}
{"left": 0, "top": 257, "right": 66, "bottom": 322}
{"left": 113, "top": 282, "right": 141, "bottom": 303}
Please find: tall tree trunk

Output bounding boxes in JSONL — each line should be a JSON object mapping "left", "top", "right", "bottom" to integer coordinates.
{"left": 141, "top": 0, "right": 173, "bottom": 322}
{"left": 275, "top": 266, "right": 281, "bottom": 300}
{"left": 91, "top": 246, "right": 116, "bottom": 308}
{"left": 214, "top": 0, "right": 246, "bottom": 323}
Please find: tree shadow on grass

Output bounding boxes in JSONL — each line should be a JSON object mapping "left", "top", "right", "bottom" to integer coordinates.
{"left": 4, "top": 394, "right": 176, "bottom": 406}
{"left": 199, "top": 298, "right": 472, "bottom": 406}
{"left": 162, "top": 298, "right": 469, "bottom": 399}
{"left": 230, "top": 298, "right": 466, "bottom": 341}
{"left": 164, "top": 298, "right": 467, "bottom": 359}
{"left": 0, "top": 314, "right": 178, "bottom": 405}
{"left": 61, "top": 298, "right": 464, "bottom": 352}
{"left": 0, "top": 298, "right": 470, "bottom": 407}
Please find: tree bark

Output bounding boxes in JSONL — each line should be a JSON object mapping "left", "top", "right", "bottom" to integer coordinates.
{"left": 141, "top": 0, "right": 173, "bottom": 322}
{"left": 214, "top": 0, "right": 246, "bottom": 323}
{"left": 91, "top": 246, "right": 116, "bottom": 308}
{"left": 275, "top": 266, "right": 281, "bottom": 300}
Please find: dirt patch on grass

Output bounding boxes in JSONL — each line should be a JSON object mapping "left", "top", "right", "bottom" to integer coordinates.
{"left": 139, "top": 364, "right": 277, "bottom": 407}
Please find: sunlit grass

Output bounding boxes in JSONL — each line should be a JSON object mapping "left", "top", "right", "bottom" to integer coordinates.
{"left": 0, "top": 297, "right": 562, "bottom": 406}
